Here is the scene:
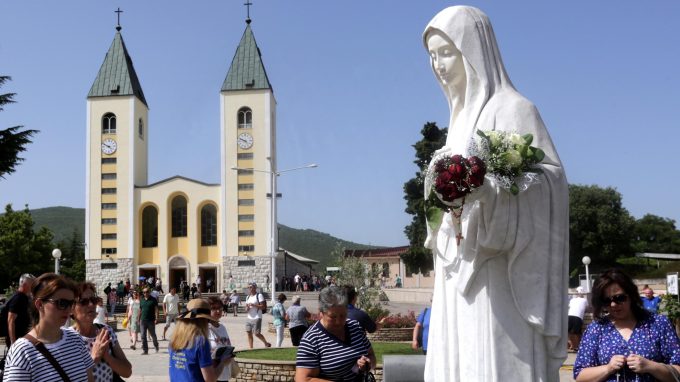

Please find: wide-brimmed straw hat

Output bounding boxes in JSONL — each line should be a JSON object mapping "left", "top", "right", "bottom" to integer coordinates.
{"left": 177, "top": 299, "right": 218, "bottom": 324}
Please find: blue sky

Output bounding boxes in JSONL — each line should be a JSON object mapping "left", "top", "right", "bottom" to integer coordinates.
{"left": 1, "top": 1, "right": 679, "bottom": 247}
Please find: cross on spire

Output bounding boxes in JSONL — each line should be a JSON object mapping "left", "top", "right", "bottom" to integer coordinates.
{"left": 244, "top": 1, "right": 252, "bottom": 24}
{"left": 115, "top": 7, "right": 123, "bottom": 31}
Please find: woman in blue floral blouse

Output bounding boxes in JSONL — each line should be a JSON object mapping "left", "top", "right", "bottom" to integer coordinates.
{"left": 575, "top": 269, "right": 680, "bottom": 381}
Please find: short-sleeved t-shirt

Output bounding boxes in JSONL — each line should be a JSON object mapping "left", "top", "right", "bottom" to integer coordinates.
{"left": 140, "top": 296, "right": 158, "bottom": 321}
{"left": 574, "top": 313, "right": 680, "bottom": 381}
{"left": 208, "top": 324, "right": 232, "bottom": 381}
{"left": 6, "top": 292, "right": 31, "bottom": 340}
{"left": 347, "top": 304, "right": 377, "bottom": 333}
{"left": 245, "top": 294, "right": 265, "bottom": 319}
{"left": 568, "top": 296, "right": 588, "bottom": 319}
{"left": 66, "top": 324, "right": 118, "bottom": 382}
{"left": 169, "top": 337, "right": 212, "bottom": 382}
{"left": 417, "top": 308, "right": 432, "bottom": 351}
{"left": 163, "top": 293, "right": 180, "bottom": 315}
{"left": 272, "top": 302, "right": 286, "bottom": 327}
{"left": 642, "top": 296, "right": 662, "bottom": 313}
{"left": 4, "top": 328, "right": 95, "bottom": 382}
{"left": 286, "top": 305, "right": 309, "bottom": 329}
{"left": 296, "top": 319, "right": 371, "bottom": 381}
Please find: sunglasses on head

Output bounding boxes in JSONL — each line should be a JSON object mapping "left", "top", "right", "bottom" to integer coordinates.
{"left": 78, "top": 297, "right": 99, "bottom": 306}
{"left": 602, "top": 293, "right": 628, "bottom": 305}
{"left": 42, "top": 298, "right": 75, "bottom": 310}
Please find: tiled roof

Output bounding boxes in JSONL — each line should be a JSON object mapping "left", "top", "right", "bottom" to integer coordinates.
{"left": 88, "top": 31, "right": 147, "bottom": 106}
{"left": 222, "top": 24, "right": 272, "bottom": 92}
{"left": 344, "top": 246, "right": 410, "bottom": 258}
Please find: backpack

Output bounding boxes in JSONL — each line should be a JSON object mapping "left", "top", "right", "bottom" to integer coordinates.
{"left": 258, "top": 293, "right": 267, "bottom": 313}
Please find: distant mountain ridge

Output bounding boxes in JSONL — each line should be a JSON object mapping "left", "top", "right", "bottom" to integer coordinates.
{"left": 27, "top": 206, "right": 377, "bottom": 269}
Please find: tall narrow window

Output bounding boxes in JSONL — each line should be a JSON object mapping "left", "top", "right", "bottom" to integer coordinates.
{"left": 201, "top": 204, "right": 217, "bottom": 246}
{"left": 171, "top": 196, "right": 187, "bottom": 237}
{"left": 237, "top": 107, "right": 252, "bottom": 129}
{"left": 138, "top": 118, "right": 144, "bottom": 139}
{"left": 142, "top": 206, "right": 158, "bottom": 248}
{"left": 102, "top": 113, "right": 116, "bottom": 134}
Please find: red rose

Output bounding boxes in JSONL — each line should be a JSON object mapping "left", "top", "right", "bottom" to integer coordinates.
{"left": 449, "top": 163, "right": 467, "bottom": 179}
{"left": 451, "top": 154, "right": 464, "bottom": 164}
{"left": 468, "top": 173, "right": 484, "bottom": 187}
{"left": 438, "top": 171, "right": 453, "bottom": 184}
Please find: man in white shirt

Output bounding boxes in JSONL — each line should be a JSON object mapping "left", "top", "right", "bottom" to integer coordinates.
{"left": 244, "top": 282, "right": 271, "bottom": 349}
{"left": 162, "top": 288, "right": 180, "bottom": 340}
{"left": 568, "top": 286, "right": 589, "bottom": 352}
{"left": 294, "top": 273, "right": 302, "bottom": 292}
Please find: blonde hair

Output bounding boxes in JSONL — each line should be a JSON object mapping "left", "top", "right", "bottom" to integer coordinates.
{"left": 169, "top": 318, "right": 209, "bottom": 351}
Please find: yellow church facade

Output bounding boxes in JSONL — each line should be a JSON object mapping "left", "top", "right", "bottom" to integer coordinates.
{"left": 85, "top": 22, "right": 277, "bottom": 293}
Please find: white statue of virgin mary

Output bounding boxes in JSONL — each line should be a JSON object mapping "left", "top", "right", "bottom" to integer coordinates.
{"left": 422, "top": 6, "right": 569, "bottom": 381}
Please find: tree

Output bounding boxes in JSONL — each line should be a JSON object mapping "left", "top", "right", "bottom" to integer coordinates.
{"left": 57, "top": 228, "right": 86, "bottom": 281}
{"left": 0, "top": 204, "right": 54, "bottom": 290}
{"left": 632, "top": 214, "right": 680, "bottom": 254}
{"left": 569, "top": 184, "right": 635, "bottom": 277}
{"left": 331, "top": 245, "right": 389, "bottom": 319}
{"left": 0, "top": 76, "right": 38, "bottom": 178}
{"left": 402, "top": 122, "right": 447, "bottom": 274}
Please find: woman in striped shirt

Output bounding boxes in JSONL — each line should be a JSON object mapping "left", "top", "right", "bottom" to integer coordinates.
{"left": 3, "top": 273, "right": 95, "bottom": 382}
{"left": 295, "top": 286, "right": 376, "bottom": 382}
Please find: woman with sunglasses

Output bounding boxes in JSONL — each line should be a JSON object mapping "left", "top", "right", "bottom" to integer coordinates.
{"left": 3, "top": 273, "right": 95, "bottom": 381}
{"left": 575, "top": 269, "right": 680, "bottom": 381}
{"left": 68, "top": 282, "right": 132, "bottom": 381}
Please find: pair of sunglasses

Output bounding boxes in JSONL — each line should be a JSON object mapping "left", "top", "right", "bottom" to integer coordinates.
{"left": 78, "top": 297, "right": 99, "bottom": 306}
{"left": 602, "top": 293, "right": 628, "bottom": 305}
{"left": 42, "top": 298, "right": 75, "bottom": 310}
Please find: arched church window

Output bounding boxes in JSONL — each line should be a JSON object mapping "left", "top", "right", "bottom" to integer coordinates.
{"left": 237, "top": 107, "right": 252, "bottom": 129}
{"left": 138, "top": 118, "right": 144, "bottom": 139}
{"left": 201, "top": 204, "right": 217, "bottom": 246}
{"left": 171, "top": 196, "right": 187, "bottom": 237}
{"left": 142, "top": 205, "right": 158, "bottom": 248}
{"left": 102, "top": 113, "right": 116, "bottom": 134}
{"left": 382, "top": 262, "right": 390, "bottom": 278}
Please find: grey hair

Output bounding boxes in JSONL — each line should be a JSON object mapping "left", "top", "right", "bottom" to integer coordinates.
{"left": 318, "top": 286, "right": 347, "bottom": 312}
{"left": 19, "top": 273, "right": 35, "bottom": 286}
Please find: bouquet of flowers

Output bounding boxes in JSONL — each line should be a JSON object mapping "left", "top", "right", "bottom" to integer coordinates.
{"left": 425, "top": 130, "right": 544, "bottom": 246}
{"left": 425, "top": 152, "right": 487, "bottom": 245}
{"left": 428, "top": 154, "right": 487, "bottom": 206}
{"left": 470, "top": 130, "right": 544, "bottom": 195}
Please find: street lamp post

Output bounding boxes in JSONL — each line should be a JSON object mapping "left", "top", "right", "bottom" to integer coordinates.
{"left": 582, "top": 256, "right": 591, "bottom": 293}
{"left": 231, "top": 163, "right": 317, "bottom": 302}
{"left": 52, "top": 248, "right": 62, "bottom": 275}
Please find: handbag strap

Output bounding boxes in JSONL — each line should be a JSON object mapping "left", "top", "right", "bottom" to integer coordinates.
{"left": 23, "top": 334, "right": 72, "bottom": 382}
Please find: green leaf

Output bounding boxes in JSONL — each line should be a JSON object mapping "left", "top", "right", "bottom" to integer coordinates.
{"left": 534, "top": 148, "right": 545, "bottom": 162}
{"left": 426, "top": 206, "right": 445, "bottom": 233}
{"left": 510, "top": 184, "right": 519, "bottom": 195}
{"left": 522, "top": 133, "right": 533, "bottom": 145}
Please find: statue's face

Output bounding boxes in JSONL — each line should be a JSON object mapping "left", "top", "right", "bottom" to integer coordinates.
{"left": 427, "top": 30, "right": 464, "bottom": 87}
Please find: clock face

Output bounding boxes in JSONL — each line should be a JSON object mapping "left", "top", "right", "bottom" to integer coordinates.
{"left": 237, "top": 133, "right": 253, "bottom": 149}
{"left": 101, "top": 138, "right": 117, "bottom": 155}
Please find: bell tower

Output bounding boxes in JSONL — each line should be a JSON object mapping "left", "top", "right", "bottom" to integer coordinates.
{"left": 221, "top": 20, "right": 277, "bottom": 284}
{"left": 85, "top": 22, "right": 148, "bottom": 282}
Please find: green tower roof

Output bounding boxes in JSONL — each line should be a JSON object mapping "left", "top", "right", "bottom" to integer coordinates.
{"left": 222, "top": 24, "right": 272, "bottom": 92}
{"left": 88, "top": 31, "right": 147, "bottom": 106}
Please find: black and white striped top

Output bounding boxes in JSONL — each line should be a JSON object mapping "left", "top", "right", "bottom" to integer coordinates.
{"left": 3, "top": 328, "right": 94, "bottom": 382}
{"left": 296, "top": 319, "right": 371, "bottom": 381}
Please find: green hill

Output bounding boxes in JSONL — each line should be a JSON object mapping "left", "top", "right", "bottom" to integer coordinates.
{"left": 27, "top": 206, "right": 378, "bottom": 270}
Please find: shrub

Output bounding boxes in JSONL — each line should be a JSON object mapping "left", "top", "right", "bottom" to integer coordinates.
{"left": 379, "top": 311, "right": 417, "bottom": 328}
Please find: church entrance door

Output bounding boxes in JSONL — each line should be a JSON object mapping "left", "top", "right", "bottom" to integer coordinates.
{"left": 199, "top": 267, "right": 217, "bottom": 293}
{"left": 168, "top": 256, "right": 189, "bottom": 293}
